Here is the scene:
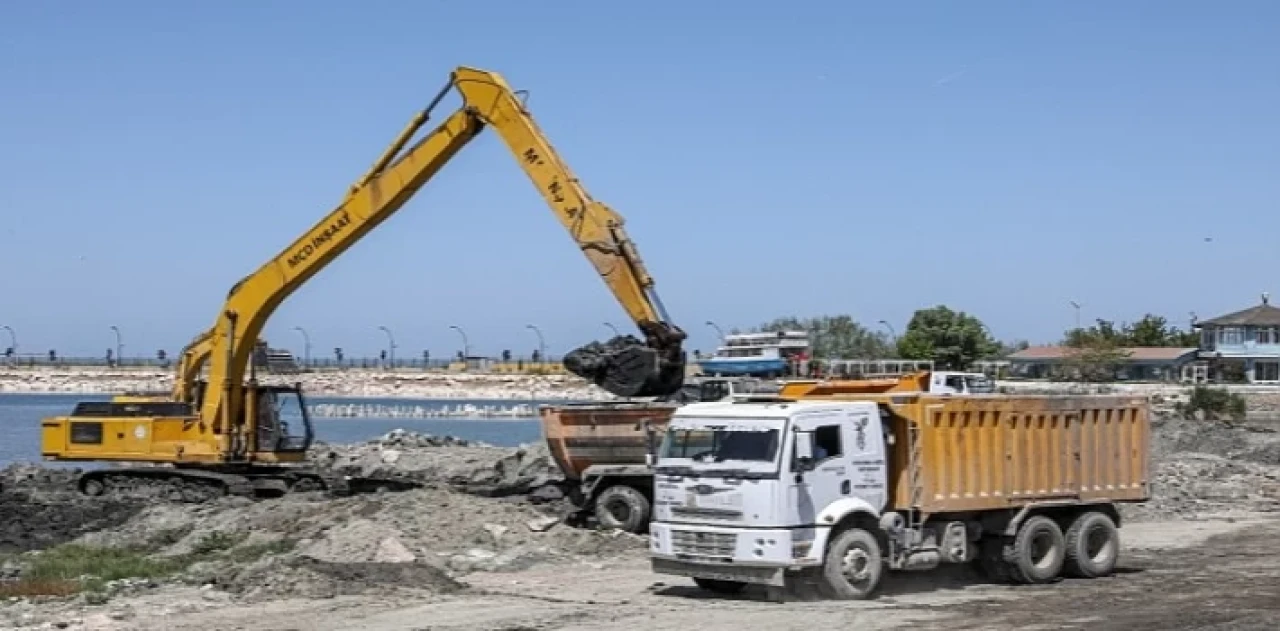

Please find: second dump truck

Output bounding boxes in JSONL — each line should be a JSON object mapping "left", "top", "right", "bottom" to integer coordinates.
{"left": 649, "top": 392, "right": 1151, "bottom": 599}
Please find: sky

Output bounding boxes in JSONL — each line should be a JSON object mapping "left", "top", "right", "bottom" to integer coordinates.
{"left": 1, "top": 1, "right": 1278, "bottom": 361}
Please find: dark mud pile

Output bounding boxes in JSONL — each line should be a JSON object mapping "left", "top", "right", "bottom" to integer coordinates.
{"left": 1, "top": 465, "right": 145, "bottom": 553}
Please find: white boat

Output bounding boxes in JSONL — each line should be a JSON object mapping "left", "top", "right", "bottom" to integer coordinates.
{"left": 697, "top": 330, "right": 810, "bottom": 378}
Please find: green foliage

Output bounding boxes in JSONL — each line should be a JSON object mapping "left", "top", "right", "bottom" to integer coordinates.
{"left": 896, "top": 305, "right": 999, "bottom": 370}
{"left": 752, "top": 315, "right": 894, "bottom": 359}
{"left": 11, "top": 544, "right": 187, "bottom": 597}
{"left": 1, "top": 534, "right": 297, "bottom": 600}
{"left": 190, "top": 530, "right": 241, "bottom": 555}
{"left": 1175, "top": 385, "right": 1247, "bottom": 423}
{"left": 1060, "top": 337, "right": 1132, "bottom": 382}
{"left": 1063, "top": 314, "right": 1199, "bottom": 349}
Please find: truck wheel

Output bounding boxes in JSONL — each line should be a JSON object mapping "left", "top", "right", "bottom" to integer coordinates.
{"left": 1063, "top": 511, "right": 1119, "bottom": 579}
{"left": 693, "top": 578, "right": 747, "bottom": 595}
{"left": 819, "top": 528, "right": 884, "bottom": 599}
{"left": 594, "top": 485, "right": 650, "bottom": 533}
{"left": 1003, "top": 515, "right": 1065, "bottom": 584}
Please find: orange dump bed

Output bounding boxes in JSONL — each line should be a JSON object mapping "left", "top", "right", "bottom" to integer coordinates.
{"left": 875, "top": 394, "right": 1151, "bottom": 514}
{"left": 539, "top": 402, "right": 678, "bottom": 480}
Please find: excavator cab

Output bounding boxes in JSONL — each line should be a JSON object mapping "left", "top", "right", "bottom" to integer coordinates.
{"left": 251, "top": 384, "right": 314, "bottom": 456}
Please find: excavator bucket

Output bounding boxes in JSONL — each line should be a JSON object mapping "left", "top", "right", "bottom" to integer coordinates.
{"left": 563, "top": 335, "right": 686, "bottom": 398}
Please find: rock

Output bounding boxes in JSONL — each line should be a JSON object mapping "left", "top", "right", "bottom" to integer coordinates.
{"left": 483, "top": 523, "right": 509, "bottom": 543}
{"left": 381, "top": 450, "right": 402, "bottom": 465}
{"left": 374, "top": 536, "right": 417, "bottom": 563}
{"left": 526, "top": 516, "right": 560, "bottom": 532}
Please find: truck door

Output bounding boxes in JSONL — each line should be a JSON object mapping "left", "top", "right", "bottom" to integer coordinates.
{"left": 843, "top": 406, "right": 888, "bottom": 511}
{"left": 791, "top": 411, "right": 855, "bottom": 521}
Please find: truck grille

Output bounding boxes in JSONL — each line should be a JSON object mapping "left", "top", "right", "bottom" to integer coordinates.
{"left": 671, "top": 530, "right": 736, "bottom": 558}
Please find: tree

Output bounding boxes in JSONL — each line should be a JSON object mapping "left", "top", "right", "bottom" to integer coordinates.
{"left": 751, "top": 315, "right": 893, "bottom": 359}
{"left": 1061, "top": 334, "right": 1131, "bottom": 382}
{"left": 1062, "top": 314, "right": 1199, "bottom": 349}
{"left": 896, "top": 305, "right": 999, "bottom": 369}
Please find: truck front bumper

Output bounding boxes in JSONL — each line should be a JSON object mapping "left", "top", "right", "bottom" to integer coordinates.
{"left": 649, "top": 522, "right": 824, "bottom": 587}
{"left": 651, "top": 557, "right": 787, "bottom": 587}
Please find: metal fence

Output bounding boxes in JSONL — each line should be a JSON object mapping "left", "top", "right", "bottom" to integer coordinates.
{"left": 0, "top": 355, "right": 567, "bottom": 373}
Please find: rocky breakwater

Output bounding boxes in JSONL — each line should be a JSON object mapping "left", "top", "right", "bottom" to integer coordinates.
{"left": 0, "top": 368, "right": 615, "bottom": 401}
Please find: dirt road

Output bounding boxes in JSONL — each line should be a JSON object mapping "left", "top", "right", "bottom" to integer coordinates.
{"left": 16, "top": 513, "right": 1277, "bottom": 631}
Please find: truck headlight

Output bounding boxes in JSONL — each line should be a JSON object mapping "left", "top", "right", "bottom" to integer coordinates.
{"left": 791, "top": 528, "right": 816, "bottom": 558}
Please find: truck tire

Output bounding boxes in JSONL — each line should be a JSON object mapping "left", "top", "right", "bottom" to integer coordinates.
{"left": 594, "top": 484, "right": 650, "bottom": 534}
{"left": 693, "top": 578, "right": 747, "bottom": 595}
{"left": 818, "top": 528, "right": 884, "bottom": 600}
{"left": 1003, "top": 515, "right": 1065, "bottom": 585}
{"left": 1063, "top": 511, "right": 1119, "bottom": 579}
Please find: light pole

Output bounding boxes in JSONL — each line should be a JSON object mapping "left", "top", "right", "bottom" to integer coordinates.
{"left": 526, "top": 324, "right": 546, "bottom": 362}
{"left": 449, "top": 325, "right": 470, "bottom": 359}
{"left": 109, "top": 325, "right": 122, "bottom": 366}
{"left": 877, "top": 320, "right": 897, "bottom": 342}
{"left": 603, "top": 322, "right": 621, "bottom": 337}
{"left": 292, "top": 326, "right": 311, "bottom": 366}
{"left": 377, "top": 325, "right": 396, "bottom": 368}
{"left": 1, "top": 325, "right": 15, "bottom": 358}
{"left": 705, "top": 320, "right": 725, "bottom": 340}
{"left": 1068, "top": 300, "right": 1082, "bottom": 330}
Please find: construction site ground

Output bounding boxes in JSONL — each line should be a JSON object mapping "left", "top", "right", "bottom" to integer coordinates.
{"left": 2, "top": 411, "right": 1279, "bottom": 630}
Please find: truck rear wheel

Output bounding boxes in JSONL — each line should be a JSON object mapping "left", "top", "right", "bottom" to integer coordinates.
{"left": 819, "top": 528, "right": 884, "bottom": 600}
{"left": 1003, "top": 515, "right": 1065, "bottom": 584}
{"left": 594, "top": 484, "right": 650, "bottom": 534}
{"left": 1063, "top": 511, "right": 1119, "bottom": 579}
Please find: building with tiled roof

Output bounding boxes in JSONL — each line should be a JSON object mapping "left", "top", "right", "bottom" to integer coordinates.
{"left": 1007, "top": 345, "right": 1201, "bottom": 382}
{"left": 1194, "top": 293, "right": 1280, "bottom": 383}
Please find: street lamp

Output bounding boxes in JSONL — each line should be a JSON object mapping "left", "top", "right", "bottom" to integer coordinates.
{"left": 1068, "top": 300, "right": 1082, "bottom": 330}
{"left": 292, "top": 326, "right": 311, "bottom": 366}
{"left": 602, "top": 322, "right": 621, "bottom": 337}
{"left": 449, "top": 325, "right": 470, "bottom": 359}
{"left": 109, "top": 325, "right": 122, "bottom": 366}
{"left": 877, "top": 320, "right": 897, "bottom": 342}
{"left": 526, "top": 324, "right": 546, "bottom": 362}
{"left": 705, "top": 320, "right": 725, "bottom": 339}
{"left": 377, "top": 325, "right": 396, "bottom": 367}
{"left": 1, "top": 325, "right": 15, "bottom": 358}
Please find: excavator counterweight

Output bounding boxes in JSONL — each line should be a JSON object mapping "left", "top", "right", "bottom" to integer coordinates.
{"left": 39, "top": 65, "right": 686, "bottom": 502}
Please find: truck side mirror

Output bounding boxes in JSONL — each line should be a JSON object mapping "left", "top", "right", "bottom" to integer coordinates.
{"left": 795, "top": 431, "right": 816, "bottom": 471}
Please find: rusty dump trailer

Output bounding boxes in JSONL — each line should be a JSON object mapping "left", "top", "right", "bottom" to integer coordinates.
{"left": 649, "top": 392, "right": 1153, "bottom": 599}
{"left": 539, "top": 401, "right": 678, "bottom": 533}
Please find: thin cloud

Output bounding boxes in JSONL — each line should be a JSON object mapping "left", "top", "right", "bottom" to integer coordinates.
{"left": 934, "top": 67, "right": 968, "bottom": 87}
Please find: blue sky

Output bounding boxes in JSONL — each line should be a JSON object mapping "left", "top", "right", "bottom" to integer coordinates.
{"left": 1, "top": 1, "right": 1277, "bottom": 360}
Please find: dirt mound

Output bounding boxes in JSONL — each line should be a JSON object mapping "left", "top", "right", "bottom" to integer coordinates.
{"left": 1152, "top": 415, "right": 1280, "bottom": 464}
{"left": 1128, "top": 415, "right": 1280, "bottom": 522}
{"left": 208, "top": 555, "right": 467, "bottom": 600}
{"left": 0, "top": 489, "right": 143, "bottom": 554}
{"left": 66, "top": 481, "right": 644, "bottom": 598}
{"left": 0, "top": 463, "right": 81, "bottom": 493}
{"left": 310, "top": 430, "right": 564, "bottom": 497}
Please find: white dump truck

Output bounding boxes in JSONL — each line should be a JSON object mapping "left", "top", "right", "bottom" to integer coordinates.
{"left": 648, "top": 394, "right": 1151, "bottom": 599}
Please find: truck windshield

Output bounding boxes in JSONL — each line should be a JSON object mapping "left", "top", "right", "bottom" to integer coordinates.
{"left": 661, "top": 426, "right": 780, "bottom": 463}
{"left": 966, "top": 375, "right": 995, "bottom": 393}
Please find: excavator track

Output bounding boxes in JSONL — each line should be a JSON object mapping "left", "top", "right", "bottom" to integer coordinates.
{"left": 76, "top": 468, "right": 421, "bottom": 504}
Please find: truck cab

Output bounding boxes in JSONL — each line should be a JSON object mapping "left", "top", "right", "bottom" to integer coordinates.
{"left": 649, "top": 399, "right": 888, "bottom": 591}
{"left": 927, "top": 371, "right": 995, "bottom": 395}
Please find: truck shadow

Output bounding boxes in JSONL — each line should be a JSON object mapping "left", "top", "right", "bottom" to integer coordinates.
{"left": 650, "top": 563, "right": 1148, "bottom": 603}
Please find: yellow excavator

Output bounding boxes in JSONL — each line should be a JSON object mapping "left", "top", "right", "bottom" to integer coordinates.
{"left": 40, "top": 66, "right": 688, "bottom": 500}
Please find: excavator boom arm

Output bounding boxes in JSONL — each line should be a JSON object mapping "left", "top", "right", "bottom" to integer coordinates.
{"left": 190, "top": 67, "right": 684, "bottom": 445}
